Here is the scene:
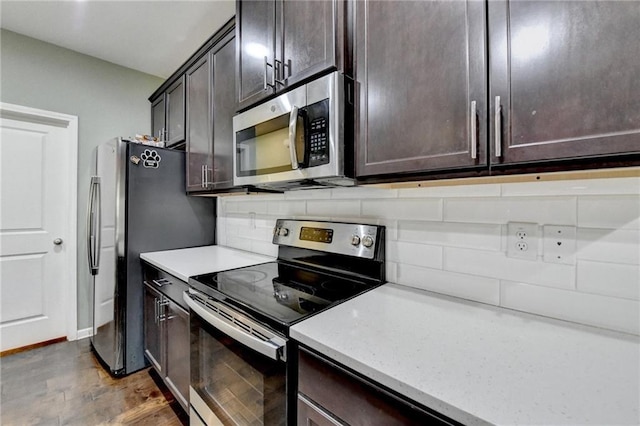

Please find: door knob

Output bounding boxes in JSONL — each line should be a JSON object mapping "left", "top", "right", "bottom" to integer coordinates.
{"left": 53, "top": 238, "right": 63, "bottom": 245}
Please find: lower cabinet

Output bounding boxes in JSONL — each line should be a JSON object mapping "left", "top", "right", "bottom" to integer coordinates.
{"left": 297, "top": 347, "right": 457, "bottom": 426}
{"left": 143, "top": 268, "right": 190, "bottom": 413}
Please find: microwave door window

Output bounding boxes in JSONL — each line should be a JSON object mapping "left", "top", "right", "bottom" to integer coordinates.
{"left": 236, "top": 114, "right": 295, "bottom": 177}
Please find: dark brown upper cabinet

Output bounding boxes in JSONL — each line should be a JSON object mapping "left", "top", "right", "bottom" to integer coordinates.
{"left": 150, "top": 77, "right": 185, "bottom": 148}
{"left": 236, "top": 0, "right": 347, "bottom": 111}
{"left": 489, "top": 0, "right": 640, "bottom": 167}
{"left": 355, "top": 0, "right": 488, "bottom": 178}
{"left": 186, "top": 30, "right": 238, "bottom": 193}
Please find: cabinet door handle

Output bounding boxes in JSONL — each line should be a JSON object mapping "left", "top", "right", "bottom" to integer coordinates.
{"left": 200, "top": 165, "right": 205, "bottom": 188}
{"left": 274, "top": 59, "right": 286, "bottom": 86}
{"left": 264, "top": 56, "right": 275, "bottom": 90}
{"left": 470, "top": 100, "right": 477, "bottom": 160}
{"left": 494, "top": 96, "right": 502, "bottom": 158}
{"left": 154, "top": 298, "right": 159, "bottom": 325}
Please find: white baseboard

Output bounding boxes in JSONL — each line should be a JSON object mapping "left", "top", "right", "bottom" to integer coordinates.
{"left": 76, "top": 327, "right": 93, "bottom": 340}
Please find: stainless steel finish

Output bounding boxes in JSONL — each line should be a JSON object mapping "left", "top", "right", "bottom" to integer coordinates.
{"left": 184, "top": 290, "right": 287, "bottom": 362}
{"left": 298, "top": 394, "right": 344, "bottom": 426}
{"left": 233, "top": 71, "right": 351, "bottom": 189}
{"left": 158, "top": 299, "right": 170, "bottom": 322}
{"left": 264, "top": 56, "right": 275, "bottom": 90}
{"left": 470, "top": 100, "right": 477, "bottom": 160}
{"left": 53, "top": 238, "right": 63, "bottom": 245}
{"left": 288, "top": 105, "right": 300, "bottom": 170}
{"left": 351, "top": 235, "right": 360, "bottom": 246}
{"left": 200, "top": 165, "right": 205, "bottom": 188}
{"left": 190, "top": 387, "right": 225, "bottom": 426}
{"left": 154, "top": 297, "right": 159, "bottom": 325}
{"left": 273, "top": 219, "right": 380, "bottom": 259}
{"left": 86, "top": 176, "right": 101, "bottom": 275}
{"left": 361, "top": 235, "right": 374, "bottom": 248}
{"left": 495, "top": 96, "right": 502, "bottom": 158}
{"left": 152, "top": 278, "right": 171, "bottom": 287}
{"left": 274, "top": 58, "right": 285, "bottom": 86}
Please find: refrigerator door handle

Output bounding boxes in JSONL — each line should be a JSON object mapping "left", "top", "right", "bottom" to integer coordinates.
{"left": 87, "top": 176, "right": 101, "bottom": 275}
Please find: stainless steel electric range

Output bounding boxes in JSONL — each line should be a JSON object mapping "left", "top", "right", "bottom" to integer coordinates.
{"left": 185, "top": 219, "right": 385, "bottom": 426}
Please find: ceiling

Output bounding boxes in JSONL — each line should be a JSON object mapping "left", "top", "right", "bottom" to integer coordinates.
{"left": 0, "top": 0, "right": 235, "bottom": 79}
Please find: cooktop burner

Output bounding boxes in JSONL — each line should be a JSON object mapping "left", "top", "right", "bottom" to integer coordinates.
{"left": 189, "top": 261, "right": 374, "bottom": 331}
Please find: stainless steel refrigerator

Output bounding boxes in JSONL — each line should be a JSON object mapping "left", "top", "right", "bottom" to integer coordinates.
{"left": 87, "top": 138, "right": 215, "bottom": 376}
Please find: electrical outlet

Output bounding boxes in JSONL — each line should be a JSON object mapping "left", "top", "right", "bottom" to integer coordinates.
{"left": 507, "top": 222, "right": 538, "bottom": 260}
{"left": 543, "top": 225, "right": 576, "bottom": 264}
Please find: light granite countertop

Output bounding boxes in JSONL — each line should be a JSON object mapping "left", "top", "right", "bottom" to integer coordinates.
{"left": 140, "top": 245, "right": 274, "bottom": 282}
{"left": 290, "top": 283, "right": 640, "bottom": 426}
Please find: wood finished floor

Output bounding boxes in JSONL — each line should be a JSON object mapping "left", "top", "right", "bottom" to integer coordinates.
{"left": 0, "top": 338, "right": 188, "bottom": 425}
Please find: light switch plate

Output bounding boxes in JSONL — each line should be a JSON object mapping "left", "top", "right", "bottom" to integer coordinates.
{"left": 543, "top": 225, "right": 577, "bottom": 264}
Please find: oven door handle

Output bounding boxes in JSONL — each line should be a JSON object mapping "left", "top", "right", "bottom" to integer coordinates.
{"left": 184, "top": 292, "right": 285, "bottom": 362}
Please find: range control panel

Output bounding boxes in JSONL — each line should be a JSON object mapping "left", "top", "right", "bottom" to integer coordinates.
{"left": 273, "top": 219, "right": 383, "bottom": 260}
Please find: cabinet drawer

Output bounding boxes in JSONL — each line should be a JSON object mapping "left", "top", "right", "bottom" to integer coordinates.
{"left": 142, "top": 262, "right": 190, "bottom": 310}
{"left": 298, "top": 348, "right": 456, "bottom": 426}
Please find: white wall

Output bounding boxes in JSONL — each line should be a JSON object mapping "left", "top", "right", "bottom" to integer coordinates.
{"left": 0, "top": 29, "right": 164, "bottom": 329}
{"left": 217, "top": 177, "right": 640, "bottom": 335}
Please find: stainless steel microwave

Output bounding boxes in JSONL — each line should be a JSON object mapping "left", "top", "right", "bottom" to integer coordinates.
{"left": 233, "top": 71, "right": 354, "bottom": 191}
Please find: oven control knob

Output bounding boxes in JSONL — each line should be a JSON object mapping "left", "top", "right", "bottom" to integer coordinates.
{"left": 350, "top": 235, "right": 361, "bottom": 246}
{"left": 279, "top": 228, "right": 289, "bottom": 237}
{"left": 362, "top": 235, "right": 374, "bottom": 248}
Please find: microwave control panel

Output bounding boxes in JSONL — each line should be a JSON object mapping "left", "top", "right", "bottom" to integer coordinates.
{"left": 305, "top": 99, "right": 330, "bottom": 167}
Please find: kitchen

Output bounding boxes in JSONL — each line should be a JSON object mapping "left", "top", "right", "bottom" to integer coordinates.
{"left": 1, "top": 0, "right": 639, "bottom": 425}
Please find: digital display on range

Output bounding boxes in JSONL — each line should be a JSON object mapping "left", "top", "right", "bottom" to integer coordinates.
{"left": 300, "top": 227, "right": 333, "bottom": 243}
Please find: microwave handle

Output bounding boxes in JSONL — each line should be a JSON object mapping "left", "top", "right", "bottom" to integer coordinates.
{"left": 288, "top": 105, "right": 300, "bottom": 170}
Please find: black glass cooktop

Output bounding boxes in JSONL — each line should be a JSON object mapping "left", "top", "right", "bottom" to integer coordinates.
{"left": 189, "top": 261, "right": 374, "bottom": 332}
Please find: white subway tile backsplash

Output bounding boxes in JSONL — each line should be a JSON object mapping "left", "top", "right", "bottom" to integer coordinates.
{"left": 251, "top": 240, "right": 278, "bottom": 257}
{"left": 501, "top": 281, "right": 640, "bottom": 335}
{"left": 215, "top": 176, "right": 640, "bottom": 334}
{"left": 306, "top": 200, "right": 360, "bottom": 217}
{"left": 397, "top": 264, "right": 500, "bottom": 305}
{"left": 398, "top": 183, "right": 501, "bottom": 198}
{"left": 224, "top": 200, "right": 269, "bottom": 214}
{"left": 444, "top": 197, "right": 576, "bottom": 225}
{"left": 225, "top": 235, "right": 253, "bottom": 252}
{"left": 577, "top": 260, "right": 640, "bottom": 301}
{"left": 577, "top": 228, "right": 640, "bottom": 265}
{"left": 444, "top": 247, "right": 575, "bottom": 289}
{"left": 284, "top": 189, "right": 333, "bottom": 200}
{"left": 385, "top": 261, "right": 398, "bottom": 283}
{"left": 362, "top": 199, "right": 442, "bottom": 221}
{"left": 398, "top": 221, "right": 502, "bottom": 251}
{"left": 501, "top": 177, "right": 640, "bottom": 197}
{"left": 331, "top": 187, "right": 399, "bottom": 199}
{"left": 386, "top": 240, "right": 443, "bottom": 269}
{"left": 578, "top": 196, "right": 640, "bottom": 230}
{"left": 267, "top": 200, "right": 306, "bottom": 216}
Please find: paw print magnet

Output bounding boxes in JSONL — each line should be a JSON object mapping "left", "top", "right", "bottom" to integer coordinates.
{"left": 140, "top": 149, "right": 161, "bottom": 169}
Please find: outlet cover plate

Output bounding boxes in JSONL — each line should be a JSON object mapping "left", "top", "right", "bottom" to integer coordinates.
{"left": 507, "top": 222, "right": 538, "bottom": 260}
{"left": 543, "top": 225, "right": 577, "bottom": 264}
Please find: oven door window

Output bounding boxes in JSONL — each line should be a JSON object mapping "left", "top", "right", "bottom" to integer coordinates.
{"left": 191, "top": 312, "right": 286, "bottom": 426}
{"left": 235, "top": 112, "right": 306, "bottom": 177}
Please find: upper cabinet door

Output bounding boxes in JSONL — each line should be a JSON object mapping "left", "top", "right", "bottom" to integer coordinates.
{"left": 278, "top": 0, "right": 339, "bottom": 87}
{"left": 165, "top": 77, "right": 186, "bottom": 146}
{"left": 186, "top": 55, "right": 213, "bottom": 192}
{"left": 489, "top": 0, "right": 640, "bottom": 166}
{"left": 355, "top": 0, "right": 487, "bottom": 178}
{"left": 151, "top": 96, "right": 165, "bottom": 141}
{"left": 211, "top": 33, "right": 237, "bottom": 190}
{"left": 237, "top": 0, "right": 277, "bottom": 110}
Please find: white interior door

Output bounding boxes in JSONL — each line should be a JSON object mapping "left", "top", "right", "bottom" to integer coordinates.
{"left": 0, "top": 103, "right": 78, "bottom": 352}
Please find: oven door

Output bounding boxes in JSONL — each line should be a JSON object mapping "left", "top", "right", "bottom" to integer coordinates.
{"left": 184, "top": 291, "right": 288, "bottom": 426}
